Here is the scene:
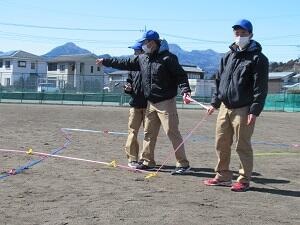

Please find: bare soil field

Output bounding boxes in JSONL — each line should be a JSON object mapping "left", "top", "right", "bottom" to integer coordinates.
{"left": 0, "top": 103, "right": 299, "bottom": 225}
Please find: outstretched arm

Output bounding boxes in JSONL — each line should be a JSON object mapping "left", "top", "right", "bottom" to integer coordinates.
{"left": 96, "top": 56, "right": 140, "bottom": 71}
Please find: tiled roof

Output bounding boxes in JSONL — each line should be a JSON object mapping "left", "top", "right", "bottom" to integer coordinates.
{"left": 0, "top": 50, "right": 44, "bottom": 60}
{"left": 48, "top": 53, "right": 98, "bottom": 62}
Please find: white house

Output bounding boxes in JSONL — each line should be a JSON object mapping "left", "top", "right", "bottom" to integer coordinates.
{"left": 46, "top": 53, "right": 106, "bottom": 92}
{"left": 107, "top": 70, "right": 129, "bottom": 92}
{"left": 189, "top": 79, "right": 216, "bottom": 97}
{"left": 181, "top": 65, "right": 215, "bottom": 97}
{"left": 182, "top": 64, "right": 204, "bottom": 80}
{"left": 0, "top": 50, "right": 47, "bottom": 88}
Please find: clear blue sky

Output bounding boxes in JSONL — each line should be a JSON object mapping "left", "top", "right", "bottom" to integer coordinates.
{"left": 0, "top": 0, "right": 299, "bottom": 62}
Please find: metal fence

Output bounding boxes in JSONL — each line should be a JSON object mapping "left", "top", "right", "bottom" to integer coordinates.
{"left": 0, "top": 72, "right": 299, "bottom": 112}
{"left": 0, "top": 72, "right": 126, "bottom": 93}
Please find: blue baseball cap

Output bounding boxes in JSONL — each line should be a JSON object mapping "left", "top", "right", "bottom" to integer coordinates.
{"left": 232, "top": 19, "right": 253, "bottom": 33}
{"left": 128, "top": 41, "right": 143, "bottom": 50}
{"left": 137, "top": 30, "right": 160, "bottom": 43}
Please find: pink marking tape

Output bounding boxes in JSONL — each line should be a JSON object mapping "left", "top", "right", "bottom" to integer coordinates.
{"left": 0, "top": 148, "right": 150, "bottom": 174}
{"left": 184, "top": 95, "right": 209, "bottom": 110}
{"left": 154, "top": 113, "right": 209, "bottom": 174}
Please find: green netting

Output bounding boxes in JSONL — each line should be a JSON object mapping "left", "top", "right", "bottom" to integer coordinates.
{"left": 0, "top": 92, "right": 23, "bottom": 100}
{"left": 43, "top": 93, "right": 64, "bottom": 101}
{"left": 1, "top": 92, "right": 299, "bottom": 112}
{"left": 22, "top": 92, "right": 43, "bottom": 100}
{"left": 264, "top": 93, "right": 300, "bottom": 112}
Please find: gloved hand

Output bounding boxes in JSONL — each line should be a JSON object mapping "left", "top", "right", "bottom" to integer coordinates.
{"left": 124, "top": 83, "right": 132, "bottom": 94}
{"left": 183, "top": 92, "right": 191, "bottom": 104}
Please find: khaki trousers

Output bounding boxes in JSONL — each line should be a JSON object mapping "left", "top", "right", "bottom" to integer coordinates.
{"left": 124, "top": 107, "right": 146, "bottom": 162}
{"left": 141, "top": 98, "right": 189, "bottom": 167}
{"left": 215, "top": 104, "right": 255, "bottom": 184}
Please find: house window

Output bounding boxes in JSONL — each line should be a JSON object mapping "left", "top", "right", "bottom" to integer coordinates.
{"left": 18, "top": 61, "right": 27, "bottom": 67}
{"left": 80, "top": 63, "right": 84, "bottom": 73}
{"left": 0, "top": 60, "right": 3, "bottom": 68}
{"left": 48, "top": 63, "right": 57, "bottom": 71}
{"left": 5, "top": 78, "right": 10, "bottom": 86}
{"left": 97, "top": 66, "right": 100, "bottom": 71}
{"left": 5, "top": 61, "right": 10, "bottom": 69}
{"left": 90, "top": 66, "right": 94, "bottom": 74}
{"left": 31, "top": 62, "right": 36, "bottom": 69}
{"left": 59, "top": 64, "right": 65, "bottom": 72}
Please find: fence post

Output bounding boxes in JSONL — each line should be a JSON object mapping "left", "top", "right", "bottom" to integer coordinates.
{"left": 82, "top": 93, "right": 85, "bottom": 105}
{"left": 120, "top": 94, "right": 124, "bottom": 106}
{"left": 0, "top": 72, "right": 2, "bottom": 103}
{"left": 293, "top": 93, "right": 295, "bottom": 112}
{"left": 283, "top": 91, "right": 286, "bottom": 112}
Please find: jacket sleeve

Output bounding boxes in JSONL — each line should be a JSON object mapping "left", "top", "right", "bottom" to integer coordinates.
{"left": 249, "top": 54, "right": 269, "bottom": 116}
{"left": 124, "top": 72, "right": 134, "bottom": 95}
{"left": 102, "top": 56, "right": 140, "bottom": 71}
{"left": 211, "top": 56, "right": 226, "bottom": 109}
{"left": 167, "top": 55, "right": 191, "bottom": 94}
{"left": 126, "top": 72, "right": 133, "bottom": 84}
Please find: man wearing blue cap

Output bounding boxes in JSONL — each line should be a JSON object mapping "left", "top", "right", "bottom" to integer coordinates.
{"left": 96, "top": 30, "right": 191, "bottom": 174}
{"left": 204, "top": 19, "right": 269, "bottom": 191}
{"left": 124, "top": 42, "right": 147, "bottom": 168}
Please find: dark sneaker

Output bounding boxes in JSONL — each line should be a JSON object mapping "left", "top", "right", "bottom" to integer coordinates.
{"left": 204, "top": 178, "right": 232, "bottom": 187}
{"left": 171, "top": 166, "right": 191, "bottom": 175}
{"left": 137, "top": 160, "right": 144, "bottom": 165}
{"left": 127, "top": 161, "right": 140, "bottom": 169}
{"left": 231, "top": 182, "right": 250, "bottom": 192}
{"left": 135, "top": 164, "right": 155, "bottom": 171}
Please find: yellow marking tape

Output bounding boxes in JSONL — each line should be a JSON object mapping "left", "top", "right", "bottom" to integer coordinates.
{"left": 26, "top": 148, "right": 33, "bottom": 155}
{"left": 108, "top": 160, "right": 117, "bottom": 168}
{"left": 145, "top": 172, "right": 158, "bottom": 179}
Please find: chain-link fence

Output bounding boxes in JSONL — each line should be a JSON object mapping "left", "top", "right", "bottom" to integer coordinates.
{"left": 0, "top": 72, "right": 299, "bottom": 112}
{"left": 0, "top": 72, "right": 127, "bottom": 93}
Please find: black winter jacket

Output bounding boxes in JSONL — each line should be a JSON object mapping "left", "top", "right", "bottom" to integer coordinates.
{"left": 125, "top": 71, "right": 147, "bottom": 108}
{"left": 102, "top": 46, "right": 191, "bottom": 103}
{"left": 211, "top": 40, "right": 269, "bottom": 116}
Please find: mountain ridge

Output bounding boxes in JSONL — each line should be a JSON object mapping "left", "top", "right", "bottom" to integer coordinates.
{"left": 43, "top": 42, "right": 223, "bottom": 75}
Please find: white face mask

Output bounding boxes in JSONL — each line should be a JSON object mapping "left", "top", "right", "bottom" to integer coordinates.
{"left": 235, "top": 36, "right": 250, "bottom": 49}
{"left": 142, "top": 44, "right": 152, "bottom": 54}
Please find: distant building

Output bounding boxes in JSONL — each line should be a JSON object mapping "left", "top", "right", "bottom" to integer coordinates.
{"left": 294, "top": 60, "right": 300, "bottom": 73}
{"left": 181, "top": 65, "right": 216, "bottom": 97}
{"left": 189, "top": 79, "right": 216, "bottom": 97}
{"left": 268, "top": 72, "right": 296, "bottom": 93}
{"left": 290, "top": 73, "right": 300, "bottom": 83}
{"left": 107, "top": 70, "right": 129, "bottom": 92}
{"left": 283, "top": 73, "right": 300, "bottom": 92}
{"left": 46, "top": 53, "right": 106, "bottom": 92}
{"left": 181, "top": 64, "right": 204, "bottom": 80}
{"left": 107, "top": 64, "right": 208, "bottom": 95}
{"left": 0, "top": 50, "right": 47, "bottom": 88}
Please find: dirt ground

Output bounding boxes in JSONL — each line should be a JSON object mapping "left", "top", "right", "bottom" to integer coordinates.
{"left": 0, "top": 103, "right": 299, "bottom": 225}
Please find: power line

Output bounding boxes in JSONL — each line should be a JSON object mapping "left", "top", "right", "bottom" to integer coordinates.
{"left": 0, "top": 31, "right": 133, "bottom": 44}
{"left": 0, "top": 30, "right": 299, "bottom": 49}
{"left": 0, "top": 22, "right": 143, "bottom": 32}
{"left": 161, "top": 33, "right": 230, "bottom": 44}
{"left": 264, "top": 44, "right": 300, "bottom": 47}
{"left": 261, "top": 34, "right": 300, "bottom": 41}
{"left": 2, "top": 1, "right": 300, "bottom": 23}
{"left": 0, "top": 21, "right": 299, "bottom": 44}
